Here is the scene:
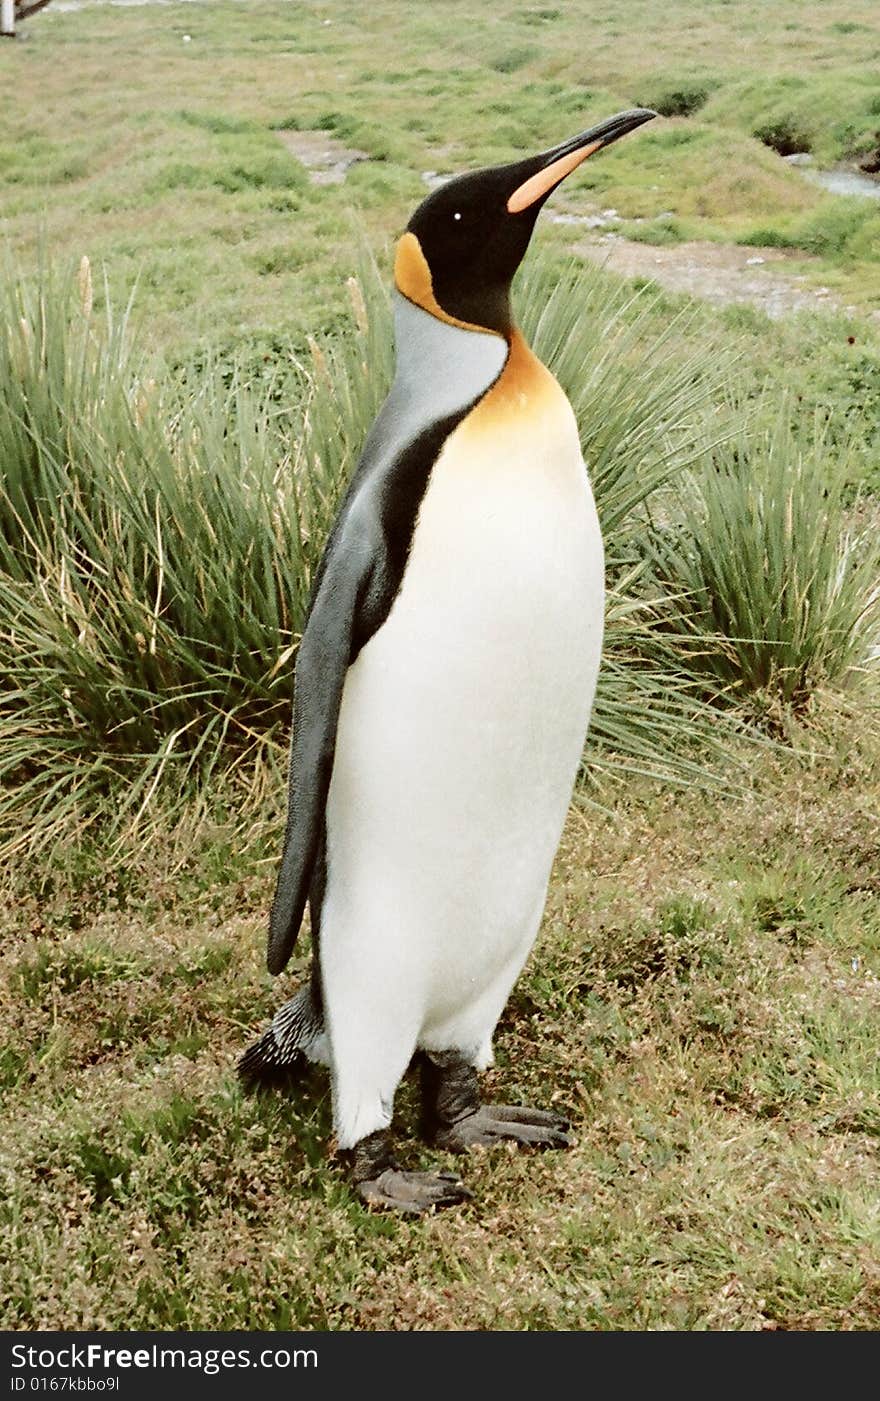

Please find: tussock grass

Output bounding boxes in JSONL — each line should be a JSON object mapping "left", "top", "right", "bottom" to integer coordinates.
{"left": 3, "top": 250, "right": 877, "bottom": 856}
{"left": 0, "top": 256, "right": 343, "bottom": 857}
{"left": 649, "top": 410, "right": 880, "bottom": 717}
{"left": 0, "top": 251, "right": 751, "bottom": 860}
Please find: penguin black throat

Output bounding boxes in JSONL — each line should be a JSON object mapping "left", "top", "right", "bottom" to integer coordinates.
{"left": 405, "top": 107, "right": 657, "bottom": 333}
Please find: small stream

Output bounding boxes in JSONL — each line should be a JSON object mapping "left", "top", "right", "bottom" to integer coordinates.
{"left": 784, "top": 154, "right": 880, "bottom": 200}
{"left": 804, "top": 168, "right": 880, "bottom": 200}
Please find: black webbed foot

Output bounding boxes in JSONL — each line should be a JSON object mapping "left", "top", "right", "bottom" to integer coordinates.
{"left": 433, "top": 1102, "right": 571, "bottom": 1152}
{"left": 421, "top": 1051, "right": 572, "bottom": 1152}
{"left": 344, "top": 1127, "right": 471, "bottom": 1216}
{"left": 358, "top": 1167, "right": 471, "bottom": 1214}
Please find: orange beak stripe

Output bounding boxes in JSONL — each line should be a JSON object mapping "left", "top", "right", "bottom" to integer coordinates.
{"left": 506, "top": 140, "right": 602, "bottom": 214}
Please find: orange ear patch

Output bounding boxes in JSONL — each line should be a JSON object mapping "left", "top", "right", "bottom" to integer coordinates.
{"left": 393, "top": 232, "right": 436, "bottom": 313}
{"left": 507, "top": 141, "right": 602, "bottom": 214}
{"left": 393, "top": 232, "right": 503, "bottom": 336}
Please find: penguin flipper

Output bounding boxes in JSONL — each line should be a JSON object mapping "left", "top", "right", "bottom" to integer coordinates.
{"left": 267, "top": 537, "right": 373, "bottom": 976}
{"left": 267, "top": 316, "right": 497, "bottom": 976}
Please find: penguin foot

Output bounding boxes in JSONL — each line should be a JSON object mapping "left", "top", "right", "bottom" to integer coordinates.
{"left": 344, "top": 1127, "right": 471, "bottom": 1215}
{"left": 420, "top": 1052, "right": 571, "bottom": 1152}
{"left": 432, "top": 1102, "right": 572, "bottom": 1153}
{"left": 357, "top": 1168, "right": 472, "bottom": 1215}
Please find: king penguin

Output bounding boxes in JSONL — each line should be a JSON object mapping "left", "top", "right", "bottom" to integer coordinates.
{"left": 240, "top": 107, "right": 657, "bottom": 1212}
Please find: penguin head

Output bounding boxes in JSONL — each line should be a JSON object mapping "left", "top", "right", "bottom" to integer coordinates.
{"left": 395, "top": 108, "right": 657, "bottom": 337}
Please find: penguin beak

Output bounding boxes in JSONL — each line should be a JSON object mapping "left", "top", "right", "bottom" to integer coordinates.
{"left": 507, "top": 108, "right": 658, "bottom": 214}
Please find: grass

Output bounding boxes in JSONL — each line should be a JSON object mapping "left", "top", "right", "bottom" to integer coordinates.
{"left": 0, "top": 250, "right": 764, "bottom": 858}
{"left": 647, "top": 409, "right": 880, "bottom": 717}
{"left": 2, "top": 0, "right": 880, "bottom": 1332}
{"left": 2, "top": 0, "right": 880, "bottom": 354}
{"left": 1, "top": 728, "right": 878, "bottom": 1329}
{"left": 4, "top": 249, "right": 877, "bottom": 858}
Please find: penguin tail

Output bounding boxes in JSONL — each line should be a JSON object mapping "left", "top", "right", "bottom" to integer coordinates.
{"left": 237, "top": 1032, "right": 309, "bottom": 1087}
{"left": 237, "top": 983, "right": 327, "bottom": 1088}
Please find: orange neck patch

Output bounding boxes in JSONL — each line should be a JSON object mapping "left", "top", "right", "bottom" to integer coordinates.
{"left": 455, "top": 328, "right": 565, "bottom": 441}
{"left": 393, "top": 232, "right": 505, "bottom": 337}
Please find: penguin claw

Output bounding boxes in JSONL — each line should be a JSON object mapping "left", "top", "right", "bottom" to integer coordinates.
{"left": 433, "top": 1104, "right": 572, "bottom": 1152}
{"left": 357, "top": 1167, "right": 472, "bottom": 1215}
{"left": 484, "top": 1103, "right": 571, "bottom": 1131}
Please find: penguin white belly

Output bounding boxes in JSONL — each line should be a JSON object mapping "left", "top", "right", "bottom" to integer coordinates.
{"left": 321, "top": 355, "right": 603, "bottom": 1145}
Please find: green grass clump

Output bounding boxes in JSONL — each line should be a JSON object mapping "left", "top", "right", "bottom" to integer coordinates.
{"left": 742, "top": 201, "right": 880, "bottom": 266}
{"left": 753, "top": 115, "right": 813, "bottom": 158}
{"left": 737, "top": 226, "right": 799, "bottom": 249}
{"left": 797, "top": 201, "right": 880, "bottom": 261}
{"left": 621, "top": 218, "right": 685, "bottom": 245}
{"left": 490, "top": 46, "right": 540, "bottom": 74}
{"left": 649, "top": 411, "right": 880, "bottom": 716}
{"left": 177, "top": 110, "right": 264, "bottom": 137}
{"left": 638, "top": 83, "right": 711, "bottom": 119}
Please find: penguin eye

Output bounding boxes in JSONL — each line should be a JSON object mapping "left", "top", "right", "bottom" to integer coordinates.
{"left": 453, "top": 211, "right": 462, "bottom": 222}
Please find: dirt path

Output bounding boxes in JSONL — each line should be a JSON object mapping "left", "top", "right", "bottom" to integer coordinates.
{"left": 276, "top": 130, "right": 370, "bottom": 186}
{"left": 574, "top": 234, "right": 876, "bottom": 322}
